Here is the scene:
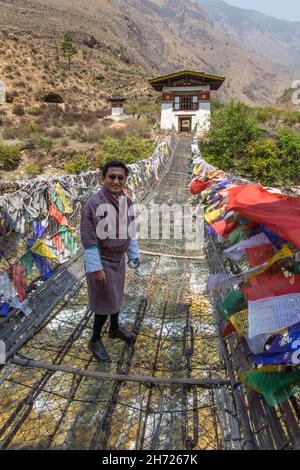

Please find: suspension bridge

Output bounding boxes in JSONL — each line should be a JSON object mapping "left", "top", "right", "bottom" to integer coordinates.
{"left": 0, "top": 133, "right": 299, "bottom": 450}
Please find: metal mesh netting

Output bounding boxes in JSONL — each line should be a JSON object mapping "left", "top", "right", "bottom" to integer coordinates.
{"left": 0, "top": 254, "right": 225, "bottom": 450}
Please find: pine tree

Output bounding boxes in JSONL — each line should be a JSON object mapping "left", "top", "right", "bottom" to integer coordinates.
{"left": 60, "top": 32, "right": 77, "bottom": 70}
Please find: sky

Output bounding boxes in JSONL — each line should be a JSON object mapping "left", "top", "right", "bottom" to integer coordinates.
{"left": 226, "top": 0, "right": 300, "bottom": 21}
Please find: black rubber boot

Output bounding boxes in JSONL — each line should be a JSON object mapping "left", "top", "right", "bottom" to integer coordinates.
{"left": 88, "top": 339, "right": 111, "bottom": 362}
{"left": 108, "top": 327, "right": 137, "bottom": 343}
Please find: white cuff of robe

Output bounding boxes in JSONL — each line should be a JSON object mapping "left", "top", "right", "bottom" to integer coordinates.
{"left": 84, "top": 246, "right": 103, "bottom": 272}
{"left": 127, "top": 238, "right": 140, "bottom": 260}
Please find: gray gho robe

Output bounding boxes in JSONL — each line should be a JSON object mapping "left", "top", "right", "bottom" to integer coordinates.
{"left": 80, "top": 187, "right": 135, "bottom": 315}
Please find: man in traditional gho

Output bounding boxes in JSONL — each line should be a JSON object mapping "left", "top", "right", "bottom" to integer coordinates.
{"left": 80, "top": 161, "right": 140, "bottom": 362}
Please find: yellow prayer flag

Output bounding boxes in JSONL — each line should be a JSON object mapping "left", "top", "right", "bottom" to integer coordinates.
{"left": 204, "top": 209, "right": 222, "bottom": 225}
{"left": 31, "top": 239, "right": 57, "bottom": 260}
{"left": 229, "top": 310, "right": 248, "bottom": 336}
{"left": 55, "top": 183, "right": 73, "bottom": 214}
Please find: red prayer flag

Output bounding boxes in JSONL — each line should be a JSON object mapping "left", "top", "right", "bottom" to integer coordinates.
{"left": 226, "top": 184, "right": 300, "bottom": 250}
{"left": 211, "top": 219, "right": 238, "bottom": 237}
{"left": 52, "top": 234, "right": 65, "bottom": 254}
{"left": 245, "top": 244, "right": 275, "bottom": 267}
{"left": 222, "top": 323, "right": 236, "bottom": 337}
{"left": 49, "top": 203, "right": 68, "bottom": 227}
{"left": 242, "top": 274, "right": 300, "bottom": 301}
{"left": 190, "top": 180, "right": 211, "bottom": 195}
{"left": 8, "top": 262, "right": 26, "bottom": 302}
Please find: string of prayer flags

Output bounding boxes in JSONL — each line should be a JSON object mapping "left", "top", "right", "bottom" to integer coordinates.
{"left": 0, "top": 272, "right": 18, "bottom": 303}
{"left": 207, "top": 262, "right": 272, "bottom": 291}
{"left": 226, "top": 226, "right": 249, "bottom": 247}
{"left": 250, "top": 353, "right": 297, "bottom": 367}
{"left": 222, "top": 322, "right": 236, "bottom": 338}
{"left": 211, "top": 218, "right": 238, "bottom": 238}
{"left": 0, "top": 272, "right": 31, "bottom": 315}
{"left": 190, "top": 179, "right": 211, "bottom": 195}
{"left": 264, "top": 322, "right": 300, "bottom": 355}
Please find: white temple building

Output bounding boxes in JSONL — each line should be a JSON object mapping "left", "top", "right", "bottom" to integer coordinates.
{"left": 149, "top": 70, "right": 225, "bottom": 134}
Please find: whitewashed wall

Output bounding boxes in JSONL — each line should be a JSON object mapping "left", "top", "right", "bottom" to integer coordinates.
{"left": 111, "top": 106, "right": 124, "bottom": 116}
{"left": 160, "top": 85, "right": 211, "bottom": 133}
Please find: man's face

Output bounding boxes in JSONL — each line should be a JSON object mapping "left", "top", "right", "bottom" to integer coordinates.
{"left": 103, "top": 167, "right": 127, "bottom": 196}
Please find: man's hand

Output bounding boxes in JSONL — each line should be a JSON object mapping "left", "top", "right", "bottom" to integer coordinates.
{"left": 128, "top": 258, "right": 140, "bottom": 269}
{"left": 93, "top": 270, "right": 107, "bottom": 285}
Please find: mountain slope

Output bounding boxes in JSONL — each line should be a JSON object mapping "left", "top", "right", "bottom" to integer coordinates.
{"left": 0, "top": 0, "right": 293, "bottom": 105}
{"left": 197, "top": 0, "right": 300, "bottom": 70}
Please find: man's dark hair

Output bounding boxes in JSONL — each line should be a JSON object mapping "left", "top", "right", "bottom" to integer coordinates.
{"left": 102, "top": 160, "right": 130, "bottom": 177}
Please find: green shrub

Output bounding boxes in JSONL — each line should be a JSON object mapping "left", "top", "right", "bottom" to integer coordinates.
{"left": 25, "top": 163, "right": 43, "bottom": 178}
{"left": 282, "top": 111, "right": 300, "bottom": 126}
{"left": 242, "top": 139, "right": 279, "bottom": 184}
{"left": 65, "top": 154, "right": 91, "bottom": 174}
{"left": 202, "top": 101, "right": 261, "bottom": 171}
{"left": 276, "top": 128, "right": 300, "bottom": 180}
{"left": 201, "top": 105, "right": 300, "bottom": 187}
{"left": 276, "top": 128, "right": 300, "bottom": 158}
{"left": 99, "top": 136, "right": 155, "bottom": 164}
{"left": 0, "top": 142, "right": 21, "bottom": 169}
{"left": 36, "top": 137, "right": 55, "bottom": 151}
{"left": 25, "top": 123, "right": 39, "bottom": 135}
{"left": 255, "top": 107, "right": 282, "bottom": 124}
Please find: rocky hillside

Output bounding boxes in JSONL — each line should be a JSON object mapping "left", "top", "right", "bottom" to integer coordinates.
{"left": 197, "top": 0, "right": 300, "bottom": 71}
{"left": 0, "top": 0, "right": 293, "bottom": 107}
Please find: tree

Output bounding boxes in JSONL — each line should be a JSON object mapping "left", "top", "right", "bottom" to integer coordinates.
{"left": 202, "top": 101, "right": 261, "bottom": 172}
{"left": 60, "top": 32, "right": 77, "bottom": 70}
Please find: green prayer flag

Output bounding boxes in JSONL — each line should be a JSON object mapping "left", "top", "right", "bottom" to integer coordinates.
{"left": 241, "top": 368, "right": 300, "bottom": 406}
{"left": 216, "top": 288, "right": 248, "bottom": 320}
{"left": 52, "top": 194, "right": 65, "bottom": 214}
{"left": 227, "top": 227, "right": 248, "bottom": 247}
{"left": 20, "top": 250, "right": 34, "bottom": 277}
{"left": 59, "top": 227, "right": 78, "bottom": 256}
{"left": 293, "top": 261, "right": 300, "bottom": 275}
